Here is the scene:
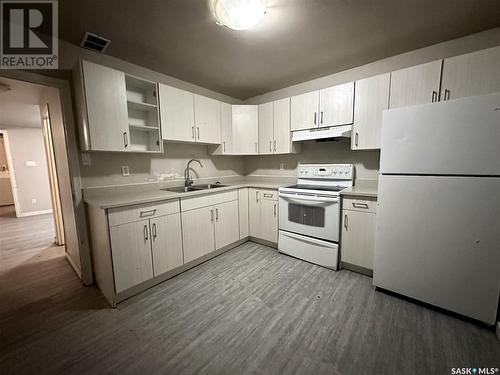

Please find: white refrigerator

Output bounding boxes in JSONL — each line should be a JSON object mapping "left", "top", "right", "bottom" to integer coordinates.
{"left": 374, "top": 93, "right": 500, "bottom": 325}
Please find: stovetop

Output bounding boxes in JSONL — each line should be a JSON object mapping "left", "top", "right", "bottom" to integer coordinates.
{"left": 284, "top": 184, "right": 347, "bottom": 193}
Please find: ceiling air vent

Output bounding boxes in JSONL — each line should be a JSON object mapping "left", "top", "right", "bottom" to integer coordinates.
{"left": 80, "top": 32, "right": 111, "bottom": 53}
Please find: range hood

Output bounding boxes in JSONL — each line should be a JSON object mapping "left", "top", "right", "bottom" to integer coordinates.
{"left": 292, "top": 124, "right": 352, "bottom": 142}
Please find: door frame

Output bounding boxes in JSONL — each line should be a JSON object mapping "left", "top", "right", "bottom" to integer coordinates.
{"left": 0, "top": 70, "right": 93, "bottom": 285}
{"left": 0, "top": 130, "right": 21, "bottom": 215}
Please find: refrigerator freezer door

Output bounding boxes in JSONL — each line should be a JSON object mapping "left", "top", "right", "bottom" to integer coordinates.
{"left": 380, "top": 93, "right": 500, "bottom": 176}
{"left": 373, "top": 175, "right": 500, "bottom": 324}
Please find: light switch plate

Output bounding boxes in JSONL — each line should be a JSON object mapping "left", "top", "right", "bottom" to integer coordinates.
{"left": 81, "top": 153, "right": 91, "bottom": 166}
{"left": 121, "top": 166, "right": 130, "bottom": 176}
{"left": 26, "top": 160, "right": 37, "bottom": 167}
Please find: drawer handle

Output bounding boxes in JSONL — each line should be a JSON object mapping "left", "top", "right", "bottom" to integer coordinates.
{"left": 263, "top": 193, "right": 273, "bottom": 198}
{"left": 140, "top": 209, "right": 157, "bottom": 217}
{"left": 352, "top": 202, "right": 369, "bottom": 209}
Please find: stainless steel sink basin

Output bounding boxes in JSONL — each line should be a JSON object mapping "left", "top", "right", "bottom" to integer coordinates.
{"left": 192, "top": 184, "right": 228, "bottom": 190}
{"left": 162, "top": 186, "right": 198, "bottom": 193}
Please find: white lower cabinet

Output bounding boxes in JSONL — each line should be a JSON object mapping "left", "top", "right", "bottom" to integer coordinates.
{"left": 341, "top": 197, "right": 377, "bottom": 273}
{"left": 150, "top": 214, "right": 183, "bottom": 275}
{"left": 249, "top": 188, "right": 278, "bottom": 244}
{"left": 214, "top": 200, "right": 240, "bottom": 249}
{"left": 109, "top": 219, "right": 154, "bottom": 293}
{"left": 238, "top": 188, "right": 249, "bottom": 239}
{"left": 182, "top": 206, "right": 216, "bottom": 263}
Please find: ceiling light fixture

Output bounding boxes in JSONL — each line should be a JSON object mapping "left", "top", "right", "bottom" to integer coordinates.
{"left": 210, "top": 0, "right": 267, "bottom": 30}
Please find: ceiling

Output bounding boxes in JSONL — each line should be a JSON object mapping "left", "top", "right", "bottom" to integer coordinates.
{"left": 59, "top": 0, "right": 500, "bottom": 99}
{"left": 0, "top": 77, "right": 43, "bottom": 128}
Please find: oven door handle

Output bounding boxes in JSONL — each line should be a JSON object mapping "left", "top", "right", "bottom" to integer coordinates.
{"left": 279, "top": 193, "right": 339, "bottom": 203}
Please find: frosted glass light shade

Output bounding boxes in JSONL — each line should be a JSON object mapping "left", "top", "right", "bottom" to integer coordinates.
{"left": 210, "top": 0, "right": 266, "bottom": 30}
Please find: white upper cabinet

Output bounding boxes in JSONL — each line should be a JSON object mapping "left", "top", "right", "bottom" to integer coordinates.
{"left": 273, "top": 97, "right": 297, "bottom": 154}
{"left": 291, "top": 91, "right": 319, "bottom": 131}
{"left": 389, "top": 60, "right": 442, "bottom": 108}
{"left": 441, "top": 45, "right": 500, "bottom": 101}
{"left": 232, "top": 105, "right": 258, "bottom": 154}
{"left": 352, "top": 73, "right": 390, "bottom": 150}
{"left": 77, "top": 60, "right": 129, "bottom": 152}
{"left": 220, "top": 102, "right": 233, "bottom": 154}
{"left": 258, "top": 102, "right": 274, "bottom": 154}
{"left": 194, "top": 94, "right": 221, "bottom": 144}
{"left": 319, "top": 82, "right": 354, "bottom": 127}
{"left": 159, "top": 84, "right": 195, "bottom": 142}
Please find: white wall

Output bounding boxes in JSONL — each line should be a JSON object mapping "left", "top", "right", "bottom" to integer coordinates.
{"left": 2, "top": 127, "right": 52, "bottom": 215}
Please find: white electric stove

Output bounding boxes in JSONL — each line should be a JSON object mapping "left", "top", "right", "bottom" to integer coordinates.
{"left": 278, "top": 163, "right": 354, "bottom": 270}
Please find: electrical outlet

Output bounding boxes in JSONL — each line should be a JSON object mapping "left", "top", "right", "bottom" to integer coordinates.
{"left": 81, "top": 153, "right": 91, "bottom": 166}
{"left": 279, "top": 163, "right": 285, "bottom": 170}
{"left": 31, "top": 198, "right": 37, "bottom": 204}
{"left": 121, "top": 165, "right": 130, "bottom": 176}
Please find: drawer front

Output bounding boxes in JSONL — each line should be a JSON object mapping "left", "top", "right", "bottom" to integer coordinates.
{"left": 343, "top": 197, "right": 377, "bottom": 213}
{"left": 260, "top": 189, "right": 278, "bottom": 201}
{"left": 181, "top": 190, "right": 238, "bottom": 212}
{"left": 108, "top": 199, "right": 180, "bottom": 227}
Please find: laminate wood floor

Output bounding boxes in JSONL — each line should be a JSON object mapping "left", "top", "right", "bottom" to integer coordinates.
{"left": 0, "top": 235, "right": 498, "bottom": 374}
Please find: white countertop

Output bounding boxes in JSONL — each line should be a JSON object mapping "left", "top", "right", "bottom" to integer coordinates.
{"left": 340, "top": 180, "right": 378, "bottom": 198}
{"left": 83, "top": 176, "right": 294, "bottom": 209}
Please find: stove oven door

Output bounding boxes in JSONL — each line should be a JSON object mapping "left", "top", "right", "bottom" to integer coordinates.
{"left": 278, "top": 192, "right": 340, "bottom": 242}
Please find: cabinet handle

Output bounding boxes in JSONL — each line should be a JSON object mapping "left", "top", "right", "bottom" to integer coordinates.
{"left": 355, "top": 132, "right": 359, "bottom": 147}
{"left": 273, "top": 140, "right": 276, "bottom": 152}
{"left": 320, "top": 111, "right": 324, "bottom": 124}
{"left": 269, "top": 141, "right": 272, "bottom": 152}
{"left": 445, "top": 89, "right": 451, "bottom": 101}
{"left": 313, "top": 112, "right": 317, "bottom": 125}
{"left": 139, "top": 209, "right": 156, "bottom": 218}
{"left": 255, "top": 142, "right": 258, "bottom": 153}
{"left": 256, "top": 191, "right": 259, "bottom": 203}
{"left": 191, "top": 126, "right": 195, "bottom": 139}
{"left": 352, "top": 202, "right": 369, "bottom": 209}
{"left": 223, "top": 141, "right": 226, "bottom": 152}
{"left": 215, "top": 208, "right": 219, "bottom": 221}
{"left": 344, "top": 214, "right": 348, "bottom": 230}
{"left": 210, "top": 209, "right": 214, "bottom": 222}
{"left": 263, "top": 193, "right": 273, "bottom": 198}
{"left": 273, "top": 203, "right": 277, "bottom": 217}
{"left": 197, "top": 126, "right": 200, "bottom": 139}
{"left": 152, "top": 223, "right": 157, "bottom": 240}
{"left": 123, "top": 132, "right": 128, "bottom": 148}
{"left": 144, "top": 224, "right": 149, "bottom": 241}
{"left": 431, "top": 91, "right": 437, "bottom": 103}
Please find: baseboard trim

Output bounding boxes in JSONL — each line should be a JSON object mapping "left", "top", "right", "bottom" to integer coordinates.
{"left": 249, "top": 237, "right": 277, "bottom": 249}
{"left": 341, "top": 261, "right": 373, "bottom": 277}
{"left": 18, "top": 209, "right": 53, "bottom": 217}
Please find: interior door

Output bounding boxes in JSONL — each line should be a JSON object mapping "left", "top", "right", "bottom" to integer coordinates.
{"left": 159, "top": 84, "right": 195, "bottom": 142}
{"left": 81, "top": 60, "right": 129, "bottom": 151}
{"left": 273, "top": 97, "right": 291, "bottom": 154}
{"left": 258, "top": 102, "right": 274, "bottom": 155}
{"left": 319, "top": 82, "right": 354, "bottom": 127}
{"left": 194, "top": 94, "right": 221, "bottom": 144}
{"left": 109, "top": 220, "right": 154, "bottom": 293}
{"left": 374, "top": 175, "right": 500, "bottom": 324}
{"left": 291, "top": 91, "right": 319, "bottom": 131}
{"left": 181, "top": 206, "right": 215, "bottom": 263}
{"left": 150, "top": 214, "right": 183, "bottom": 276}
{"left": 441, "top": 45, "right": 500, "bottom": 101}
{"left": 389, "top": 60, "right": 442, "bottom": 109}
{"left": 214, "top": 200, "right": 239, "bottom": 249}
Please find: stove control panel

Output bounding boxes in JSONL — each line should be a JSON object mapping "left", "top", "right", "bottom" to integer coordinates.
{"left": 298, "top": 164, "right": 354, "bottom": 180}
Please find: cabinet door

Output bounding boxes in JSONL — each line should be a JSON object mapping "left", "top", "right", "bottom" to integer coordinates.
{"left": 258, "top": 102, "right": 274, "bottom": 155}
{"left": 389, "top": 60, "right": 442, "bottom": 109}
{"left": 248, "top": 188, "right": 261, "bottom": 238}
{"left": 214, "top": 200, "right": 239, "bottom": 250}
{"left": 238, "top": 188, "right": 249, "bottom": 239}
{"left": 194, "top": 94, "right": 221, "bottom": 144}
{"left": 150, "top": 214, "right": 183, "bottom": 276}
{"left": 291, "top": 91, "right": 319, "bottom": 131}
{"left": 109, "top": 220, "right": 154, "bottom": 293}
{"left": 273, "top": 97, "right": 293, "bottom": 154}
{"left": 352, "top": 73, "right": 390, "bottom": 150}
{"left": 441, "top": 46, "right": 500, "bottom": 101}
{"left": 341, "top": 210, "right": 376, "bottom": 270}
{"left": 319, "top": 82, "right": 354, "bottom": 127}
{"left": 220, "top": 102, "right": 233, "bottom": 154}
{"left": 81, "top": 60, "right": 129, "bottom": 152}
{"left": 159, "top": 84, "right": 195, "bottom": 142}
{"left": 181, "top": 206, "right": 215, "bottom": 263}
{"left": 260, "top": 197, "right": 278, "bottom": 243}
{"left": 232, "top": 105, "right": 259, "bottom": 154}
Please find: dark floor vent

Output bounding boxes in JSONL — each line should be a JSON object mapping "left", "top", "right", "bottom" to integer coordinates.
{"left": 80, "top": 32, "right": 111, "bottom": 53}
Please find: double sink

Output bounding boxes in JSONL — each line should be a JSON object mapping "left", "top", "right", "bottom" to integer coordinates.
{"left": 162, "top": 184, "right": 228, "bottom": 193}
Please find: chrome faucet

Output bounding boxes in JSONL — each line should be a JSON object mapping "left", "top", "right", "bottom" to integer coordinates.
{"left": 185, "top": 159, "right": 203, "bottom": 187}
